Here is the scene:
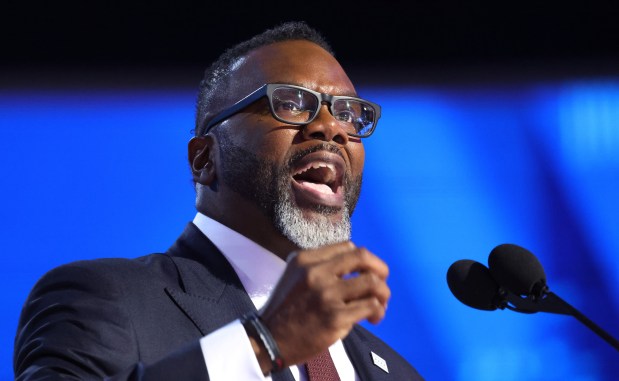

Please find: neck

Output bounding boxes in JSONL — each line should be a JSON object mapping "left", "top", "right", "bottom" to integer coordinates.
{"left": 197, "top": 193, "right": 298, "bottom": 260}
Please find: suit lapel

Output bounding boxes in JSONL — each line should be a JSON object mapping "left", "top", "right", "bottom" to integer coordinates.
{"left": 344, "top": 326, "right": 393, "bottom": 381}
{"left": 164, "top": 223, "right": 295, "bottom": 381}
{"left": 164, "top": 223, "right": 254, "bottom": 335}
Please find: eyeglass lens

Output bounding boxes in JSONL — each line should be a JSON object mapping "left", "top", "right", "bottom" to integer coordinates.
{"left": 270, "top": 87, "right": 375, "bottom": 136}
{"left": 271, "top": 87, "right": 319, "bottom": 123}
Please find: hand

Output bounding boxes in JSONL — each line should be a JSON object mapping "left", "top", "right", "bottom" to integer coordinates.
{"left": 255, "top": 241, "right": 390, "bottom": 370}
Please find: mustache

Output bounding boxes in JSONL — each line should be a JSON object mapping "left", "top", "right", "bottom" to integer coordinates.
{"left": 287, "top": 143, "right": 344, "bottom": 168}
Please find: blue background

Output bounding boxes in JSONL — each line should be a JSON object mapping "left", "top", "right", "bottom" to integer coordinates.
{"left": 2, "top": 77, "right": 619, "bottom": 380}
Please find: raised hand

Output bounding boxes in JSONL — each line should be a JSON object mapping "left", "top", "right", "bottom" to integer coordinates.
{"left": 251, "top": 241, "right": 390, "bottom": 372}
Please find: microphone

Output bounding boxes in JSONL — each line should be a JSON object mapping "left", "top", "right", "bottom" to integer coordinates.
{"left": 488, "top": 244, "right": 547, "bottom": 299}
{"left": 447, "top": 244, "right": 619, "bottom": 351}
{"left": 447, "top": 259, "right": 504, "bottom": 311}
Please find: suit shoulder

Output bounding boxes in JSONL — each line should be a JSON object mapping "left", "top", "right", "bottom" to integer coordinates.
{"left": 28, "top": 254, "right": 181, "bottom": 299}
{"left": 14, "top": 254, "right": 184, "bottom": 379}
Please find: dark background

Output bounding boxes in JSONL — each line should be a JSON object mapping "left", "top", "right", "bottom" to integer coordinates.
{"left": 2, "top": 1, "right": 619, "bottom": 85}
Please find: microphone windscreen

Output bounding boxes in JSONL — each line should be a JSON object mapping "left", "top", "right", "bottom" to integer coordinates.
{"left": 447, "top": 259, "right": 501, "bottom": 311}
{"left": 488, "top": 244, "right": 546, "bottom": 297}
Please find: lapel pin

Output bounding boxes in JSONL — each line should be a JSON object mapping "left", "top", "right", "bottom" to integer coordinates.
{"left": 371, "top": 351, "right": 389, "bottom": 373}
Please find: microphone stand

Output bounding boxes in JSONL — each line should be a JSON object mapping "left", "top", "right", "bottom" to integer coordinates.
{"left": 503, "top": 289, "right": 619, "bottom": 352}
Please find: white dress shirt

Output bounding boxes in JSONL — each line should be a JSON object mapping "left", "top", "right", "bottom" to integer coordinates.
{"left": 194, "top": 213, "right": 359, "bottom": 380}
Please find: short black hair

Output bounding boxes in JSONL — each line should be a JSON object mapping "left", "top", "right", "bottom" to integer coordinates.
{"left": 194, "top": 21, "right": 334, "bottom": 136}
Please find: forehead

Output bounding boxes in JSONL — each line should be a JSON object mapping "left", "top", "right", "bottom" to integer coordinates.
{"left": 231, "top": 40, "right": 357, "bottom": 97}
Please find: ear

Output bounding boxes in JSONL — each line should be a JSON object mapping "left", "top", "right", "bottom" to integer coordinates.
{"left": 188, "top": 136, "right": 217, "bottom": 186}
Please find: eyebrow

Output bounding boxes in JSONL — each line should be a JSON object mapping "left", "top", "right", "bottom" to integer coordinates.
{"left": 275, "top": 81, "right": 359, "bottom": 98}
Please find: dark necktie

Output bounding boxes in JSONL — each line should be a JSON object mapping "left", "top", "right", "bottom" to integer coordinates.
{"left": 305, "top": 350, "right": 341, "bottom": 381}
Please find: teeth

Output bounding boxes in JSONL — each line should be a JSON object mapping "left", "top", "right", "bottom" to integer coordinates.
{"left": 294, "top": 162, "right": 335, "bottom": 175}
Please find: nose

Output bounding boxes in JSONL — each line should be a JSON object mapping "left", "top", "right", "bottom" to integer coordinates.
{"left": 301, "top": 104, "right": 349, "bottom": 145}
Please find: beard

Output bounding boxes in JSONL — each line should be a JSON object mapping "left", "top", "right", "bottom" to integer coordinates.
{"left": 217, "top": 130, "right": 362, "bottom": 249}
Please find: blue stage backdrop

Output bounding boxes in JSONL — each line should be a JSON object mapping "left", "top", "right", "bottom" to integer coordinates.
{"left": 2, "top": 77, "right": 619, "bottom": 380}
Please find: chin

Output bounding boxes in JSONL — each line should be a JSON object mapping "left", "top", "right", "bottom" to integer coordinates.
{"left": 299, "top": 204, "right": 346, "bottom": 222}
{"left": 274, "top": 196, "right": 352, "bottom": 250}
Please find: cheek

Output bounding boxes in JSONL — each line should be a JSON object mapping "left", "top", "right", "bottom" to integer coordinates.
{"left": 229, "top": 118, "right": 294, "bottom": 163}
{"left": 348, "top": 144, "right": 365, "bottom": 176}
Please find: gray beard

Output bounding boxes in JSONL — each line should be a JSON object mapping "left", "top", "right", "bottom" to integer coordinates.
{"left": 217, "top": 130, "right": 361, "bottom": 249}
{"left": 272, "top": 175, "right": 352, "bottom": 250}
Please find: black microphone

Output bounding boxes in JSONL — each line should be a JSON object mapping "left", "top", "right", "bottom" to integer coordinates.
{"left": 488, "top": 243, "right": 547, "bottom": 299}
{"left": 446, "top": 259, "right": 505, "bottom": 311}
{"left": 447, "top": 244, "right": 619, "bottom": 351}
{"left": 446, "top": 256, "right": 539, "bottom": 314}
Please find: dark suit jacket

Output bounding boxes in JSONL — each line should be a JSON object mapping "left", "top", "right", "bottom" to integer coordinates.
{"left": 14, "top": 223, "right": 423, "bottom": 380}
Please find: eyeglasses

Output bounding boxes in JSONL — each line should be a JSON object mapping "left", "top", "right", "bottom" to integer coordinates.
{"left": 201, "top": 83, "right": 381, "bottom": 138}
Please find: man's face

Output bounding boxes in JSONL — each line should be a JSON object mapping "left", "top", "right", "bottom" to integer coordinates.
{"left": 214, "top": 40, "right": 365, "bottom": 248}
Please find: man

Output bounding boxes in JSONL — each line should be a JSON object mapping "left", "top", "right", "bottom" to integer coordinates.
{"left": 14, "top": 22, "right": 423, "bottom": 380}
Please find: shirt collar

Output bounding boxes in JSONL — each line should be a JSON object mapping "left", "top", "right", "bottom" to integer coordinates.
{"left": 192, "top": 212, "right": 286, "bottom": 310}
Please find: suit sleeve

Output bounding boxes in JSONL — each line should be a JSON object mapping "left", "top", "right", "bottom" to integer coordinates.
{"left": 13, "top": 262, "right": 209, "bottom": 381}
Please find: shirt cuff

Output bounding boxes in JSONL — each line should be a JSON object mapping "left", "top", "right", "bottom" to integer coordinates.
{"left": 200, "top": 319, "right": 270, "bottom": 381}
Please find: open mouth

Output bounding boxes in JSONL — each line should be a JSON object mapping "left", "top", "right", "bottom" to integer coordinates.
{"left": 291, "top": 151, "right": 345, "bottom": 208}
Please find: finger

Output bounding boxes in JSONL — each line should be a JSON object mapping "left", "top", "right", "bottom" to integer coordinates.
{"left": 323, "top": 247, "right": 389, "bottom": 280}
{"left": 337, "top": 273, "right": 391, "bottom": 307}
{"left": 340, "top": 297, "right": 388, "bottom": 326}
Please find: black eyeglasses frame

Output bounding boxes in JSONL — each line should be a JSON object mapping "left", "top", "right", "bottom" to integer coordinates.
{"left": 200, "top": 83, "right": 381, "bottom": 138}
